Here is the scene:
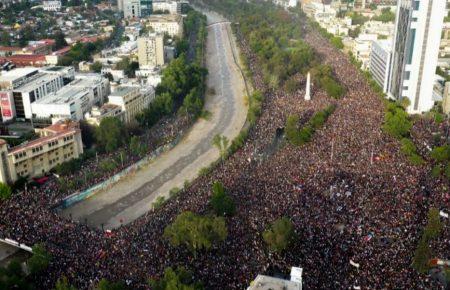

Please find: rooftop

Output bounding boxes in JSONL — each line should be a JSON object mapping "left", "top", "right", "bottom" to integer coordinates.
{"left": 248, "top": 275, "right": 302, "bottom": 290}
{"left": 14, "top": 72, "right": 60, "bottom": 92}
{"left": 34, "top": 85, "right": 88, "bottom": 105}
{"left": 0, "top": 67, "right": 38, "bottom": 82}
{"left": 9, "top": 121, "right": 80, "bottom": 154}
{"left": 109, "top": 85, "right": 138, "bottom": 97}
{"left": 147, "top": 14, "right": 182, "bottom": 22}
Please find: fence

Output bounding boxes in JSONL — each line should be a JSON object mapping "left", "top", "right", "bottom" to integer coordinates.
{"left": 0, "top": 238, "right": 33, "bottom": 252}
{"left": 56, "top": 135, "right": 183, "bottom": 210}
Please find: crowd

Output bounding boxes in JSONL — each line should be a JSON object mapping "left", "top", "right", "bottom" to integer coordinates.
{"left": 0, "top": 13, "right": 449, "bottom": 290}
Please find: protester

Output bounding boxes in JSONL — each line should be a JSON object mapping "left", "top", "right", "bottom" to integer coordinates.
{"left": 0, "top": 22, "right": 448, "bottom": 290}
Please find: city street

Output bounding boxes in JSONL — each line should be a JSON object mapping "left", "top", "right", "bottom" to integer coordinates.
{"left": 60, "top": 10, "right": 248, "bottom": 229}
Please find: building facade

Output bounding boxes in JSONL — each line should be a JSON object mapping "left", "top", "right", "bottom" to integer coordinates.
{"left": 137, "top": 33, "right": 165, "bottom": 69}
{"left": 43, "top": 0, "right": 62, "bottom": 11}
{"left": 30, "top": 74, "right": 110, "bottom": 123}
{"left": 146, "top": 14, "right": 183, "bottom": 37}
{"left": 108, "top": 85, "right": 153, "bottom": 124}
{"left": 387, "top": 0, "right": 446, "bottom": 113}
{"left": 0, "top": 121, "right": 83, "bottom": 184}
{"left": 370, "top": 39, "right": 392, "bottom": 92}
{"left": 123, "top": 0, "right": 141, "bottom": 18}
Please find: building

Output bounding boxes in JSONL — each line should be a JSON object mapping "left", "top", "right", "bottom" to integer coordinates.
{"left": 0, "top": 121, "right": 83, "bottom": 184}
{"left": 352, "top": 33, "right": 378, "bottom": 69}
{"left": 3, "top": 72, "right": 64, "bottom": 120}
{"left": 273, "top": 0, "right": 298, "bottom": 9}
{"left": 85, "top": 104, "right": 125, "bottom": 126}
{"left": 152, "top": 0, "right": 180, "bottom": 14}
{"left": 108, "top": 85, "right": 154, "bottom": 124}
{"left": 137, "top": 33, "right": 165, "bottom": 69}
{"left": 30, "top": 74, "right": 110, "bottom": 123}
{"left": 146, "top": 14, "right": 183, "bottom": 37}
{"left": 123, "top": 0, "right": 141, "bottom": 18}
{"left": 387, "top": 0, "right": 446, "bottom": 114}
{"left": 43, "top": 0, "right": 62, "bottom": 11}
{"left": 247, "top": 267, "right": 302, "bottom": 290}
{"left": 370, "top": 39, "right": 392, "bottom": 92}
{"left": 140, "top": 0, "right": 152, "bottom": 16}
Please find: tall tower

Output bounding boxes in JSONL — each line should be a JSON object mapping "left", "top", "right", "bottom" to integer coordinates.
{"left": 387, "top": 0, "right": 446, "bottom": 114}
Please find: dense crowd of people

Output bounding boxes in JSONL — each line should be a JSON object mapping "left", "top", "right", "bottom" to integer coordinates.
{"left": 0, "top": 11, "right": 449, "bottom": 290}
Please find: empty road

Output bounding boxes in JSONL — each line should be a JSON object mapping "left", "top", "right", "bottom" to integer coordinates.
{"left": 60, "top": 10, "right": 249, "bottom": 229}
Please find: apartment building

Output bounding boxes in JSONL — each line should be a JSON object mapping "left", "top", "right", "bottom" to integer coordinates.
{"left": 123, "top": 0, "right": 141, "bottom": 18}
{"left": 43, "top": 0, "right": 62, "bottom": 11}
{"left": 146, "top": 14, "right": 183, "bottom": 37}
{"left": 387, "top": 0, "right": 446, "bottom": 113}
{"left": 137, "top": 33, "right": 165, "bottom": 69}
{"left": 108, "top": 85, "right": 154, "bottom": 124}
{"left": 152, "top": 0, "right": 180, "bottom": 14}
{"left": 370, "top": 39, "right": 392, "bottom": 92}
{"left": 0, "top": 121, "right": 83, "bottom": 184}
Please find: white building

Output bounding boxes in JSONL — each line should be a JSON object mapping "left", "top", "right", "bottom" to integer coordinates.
{"left": 387, "top": 0, "right": 446, "bottom": 113}
{"left": 123, "top": 0, "right": 141, "bottom": 18}
{"left": 138, "top": 33, "right": 165, "bottom": 69}
{"left": 146, "top": 14, "right": 183, "bottom": 38}
{"left": 247, "top": 267, "right": 302, "bottom": 290}
{"left": 152, "top": 0, "right": 180, "bottom": 14}
{"left": 31, "top": 75, "right": 110, "bottom": 123}
{"left": 43, "top": 0, "right": 61, "bottom": 11}
{"left": 273, "top": 0, "right": 297, "bottom": 9}
{"left": 352, "top": 33, "right": 378, "bottom": 69}
{"left": 108, "top": 85, "right": 154, "bottom": 124}
{"left": 370, "top": 39, "right": 392, "bottom": 92}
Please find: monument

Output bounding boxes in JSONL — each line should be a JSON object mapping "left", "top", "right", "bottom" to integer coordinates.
{"left": 304, "top": 72, "right": 311, "bottom": 101}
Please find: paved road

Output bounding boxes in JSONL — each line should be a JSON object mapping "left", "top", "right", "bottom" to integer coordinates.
{"left": 60, "top": 11, "right": 248, "bottom": 229}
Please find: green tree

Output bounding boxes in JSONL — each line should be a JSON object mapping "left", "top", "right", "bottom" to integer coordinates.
{"left": 263, "top": 217, "right": 294, "bottom": 252}
{"left": 91, "top": 61, "right": 102, "bottom": 73}
{"left": 286, "top": 115, "right": 300, "bottom": 146}
{"left": 212, "top": 134, "right": 229, "bottom": 161}
{"left": 330, "top": 36, "right": 344, "bottom": 49}
{"left": 54, "top": 276, "right": 77, "bottom": 290}
{"left": 130, "top": 136, "right": 146, "bottom": 157}
{"left": 28, "top": 244, "right": 51, "bottom": 275}
{"left": 412, "top": 238, "right": 430, "bottom": 274}
{"left": 430, "top": 145, "right": 450, "bottom": 163}
{"left": 383, "top": 106, "right": 412, "bottom": 139}
{"left": 164, "top": 211, "right": 227, "bottom": 254}
{"left": 149, "top": 267, "right": 203, "bottom": 290}
{"left": 0, "top": 259, "right": 34, "bottom": 290}
{"left": 0, "top": 182, "right": 12, "bottom": 200}
{"left": 423, "top": 207, "right": 443, "bottom": 241}
{"left": 53, "top": 31, "right": 68, "bottom": 50}
{"left": 95, "top": 117, "right": 127, "bottom": 152}
{"left": 94, "top": 279, "right": 125, "bottom": 290}
{"left": 0, "top": 31, "right": 11, "bottom": 46}
{"left": 210, "top": 181, "right": 235, "bottom": 216}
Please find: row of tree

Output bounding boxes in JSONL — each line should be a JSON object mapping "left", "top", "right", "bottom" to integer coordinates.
{"left": 286, "top": 104, "right": 336, "bottom": 146}
{"left": 136, "top": 55, "right": 207, "bottom": 128}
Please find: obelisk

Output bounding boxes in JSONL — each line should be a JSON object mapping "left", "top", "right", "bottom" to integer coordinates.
{"left": 305, "top": 72, "right": 311, "bottom": 101}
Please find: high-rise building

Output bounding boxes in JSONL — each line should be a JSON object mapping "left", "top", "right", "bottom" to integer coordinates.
{"left": 123, "top": 0, "right": 141, "bottom": 18}
{"left": 387, "top": 0, "right": 446, "bottom": 114}
{"left": 140, "top": 0, "right": 152, "bottom": 16}
{"left": 137, "top": 33, "right": 165, "bottom": 69}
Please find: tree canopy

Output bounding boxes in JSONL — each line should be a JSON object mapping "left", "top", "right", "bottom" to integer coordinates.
{"left": 164, "top": 211, "right": 227, "bottom": 253}
{"left": 95, "top": 117, "right": 128, "bottom": 153}
{"left": 0, "top": 182, "right": 12, "bottom": 200}
{"left": 149, "top": 267, "right": 203, "bottom": 290}
{"left": 263, "top": 217, "right": 294, "bottom": 252}
{"left": 28, "top": 244, "right": 51, "bottom": 275}
{"left": 210, "top": 181, "right": 235, "bottom": 216}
